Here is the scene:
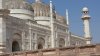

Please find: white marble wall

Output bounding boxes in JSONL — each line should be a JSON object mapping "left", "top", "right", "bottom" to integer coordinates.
{"left": 2, "top": 14, "right": 86, "bottom": 53}
{"left": 0, "top": 9, "right": 86, "bottom": 53}
{"left": 70, "top": 34, "right": 86, "bottom": 46}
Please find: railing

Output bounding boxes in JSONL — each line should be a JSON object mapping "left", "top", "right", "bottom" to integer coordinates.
{"left": 1, "top": 44, "right": 100, "bottom": 56}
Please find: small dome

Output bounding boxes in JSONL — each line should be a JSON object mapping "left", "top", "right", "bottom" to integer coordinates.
{"left": 82, "top": 7, "right": 89, "bottom": 12}
{"left": 32, "top": 3, "right": 50, "bottom": 17}
{"left": 32, "top": 2, "right": 56, "bottom": 17}
{"left": 32, "top": 2, "right": 50, "bottom": 17}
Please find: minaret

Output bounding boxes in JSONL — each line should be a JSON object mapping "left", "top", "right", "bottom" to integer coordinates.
{"left": 50, "top": 1, "right": 55, "bottom": 48}
{"left": 81, "top": 7, "right": 92, "bottom": 44}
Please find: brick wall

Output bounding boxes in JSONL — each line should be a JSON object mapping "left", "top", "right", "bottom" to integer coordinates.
{"left": 1, "top": 44, "right": 100, "bottom": 56}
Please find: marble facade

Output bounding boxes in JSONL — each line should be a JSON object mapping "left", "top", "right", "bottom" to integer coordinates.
{"left": 0, "top": 0, "right": 91, "bottom": 54}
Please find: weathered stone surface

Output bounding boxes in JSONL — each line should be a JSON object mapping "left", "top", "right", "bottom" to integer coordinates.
{"left": 1, "top": 44, "right": 100, "bottom": 56}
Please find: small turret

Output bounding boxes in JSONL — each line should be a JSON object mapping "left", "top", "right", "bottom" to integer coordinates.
{"left": 82, "top": 7, "right": 89, "bottom": 12}
{"left": 82, "top": 7, "right": 90, "bottom": 19}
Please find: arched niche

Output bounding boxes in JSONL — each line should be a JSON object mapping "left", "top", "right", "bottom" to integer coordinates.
{"left": 38, "top": 44, "right": 43, "bottom": 49}
{"left": 59, "top": 38, "right": 65, "bottom": 47}
{"left": 12, "top": 33, "right": 22, "bottom": 52}
{"left": 12, "top": 41, "right": 20, "bottom": 52}
{"left": 38, "top": 37, "right": 45, "bottom": 49}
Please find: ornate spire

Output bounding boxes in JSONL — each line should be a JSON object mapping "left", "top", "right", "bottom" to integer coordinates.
{"left": 66, "top": 9, "right": 69, "bottom": 26}
{"left": 35, "top": 0, "right": 42, "bottom": 3}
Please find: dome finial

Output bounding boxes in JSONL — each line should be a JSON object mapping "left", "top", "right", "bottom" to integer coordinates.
{"left": 35, "top": 0, "right": 42, "bottom": 3}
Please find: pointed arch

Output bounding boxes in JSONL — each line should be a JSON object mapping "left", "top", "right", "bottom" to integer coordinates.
{"left": 38, "top": 37, "right": 45, "bottom": 49}
{"left": 12, "top": 41, "right": 20, "bottom": 52}
{"left": 59, "top": 38, "right": 65, "bottom": 47}
{"left": 12, "top": 33, "right": 22, "bottom": 52}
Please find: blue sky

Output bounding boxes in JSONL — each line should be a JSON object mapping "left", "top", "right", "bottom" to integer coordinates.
{"left": 27, "top": 0, "right": 100, "bottom": 43}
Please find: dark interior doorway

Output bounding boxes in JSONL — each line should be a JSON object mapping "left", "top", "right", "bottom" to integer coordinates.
{"left": 12, "top": 41, "right": 20, "bottom": 52}
{"left": 38, "top": 44, "right": 43, "bottom": 49}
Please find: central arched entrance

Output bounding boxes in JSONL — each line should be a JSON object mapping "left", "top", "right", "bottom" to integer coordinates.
{"left": 59, "top": 38, "right": 65, "bottom": 47}
{"left": 12, "top": 41, "right": 20, "bottom": 52}
{"left": 38, "top": 44, "right": 43, "bottom": 49}
{"left": 38, "top": 38, "right": 45, "bottom": 49}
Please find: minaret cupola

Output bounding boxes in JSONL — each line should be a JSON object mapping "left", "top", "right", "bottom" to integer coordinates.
{"left": 82, "top": 7, "right": 90, "bottom": 19}
{"left": 35, "top": 0, "right": 42, "bottom": 3}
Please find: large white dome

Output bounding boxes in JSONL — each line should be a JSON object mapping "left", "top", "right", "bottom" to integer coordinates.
{"left": 5, "top": 0, "right": 33, "bottom": 11}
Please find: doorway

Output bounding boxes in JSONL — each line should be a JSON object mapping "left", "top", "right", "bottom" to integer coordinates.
{"left": 38, "top": 44, "right": 43, "bottom": 49}
{"left": 12, "top": 41, "right": 20, "bottom": 52}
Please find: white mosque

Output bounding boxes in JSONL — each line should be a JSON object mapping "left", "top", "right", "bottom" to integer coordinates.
{"left": 0, "top": 0, "right": 92, "bottom": 54}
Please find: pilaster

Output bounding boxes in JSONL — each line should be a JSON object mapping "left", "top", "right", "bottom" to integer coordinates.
{"left": 22, "top": 31, "right": 25, "bottom": 51}
{"left": 0, "top": 9, "right": 10, "bottom": 54}
{"left": 34, "top": 33, "right": 38, "bottom": 50}
{"left": 45, "top": 36, "right": 48, "bottom": 49}
{"left": 28, "top": 24, "right": 32, "bottom": 50}
{"left": 55, "top": 31, "right": 59, "bottom": 47}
